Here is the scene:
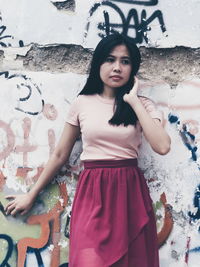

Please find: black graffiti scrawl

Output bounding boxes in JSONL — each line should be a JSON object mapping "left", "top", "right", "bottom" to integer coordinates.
{"left": 85, "top": 0, "right": 166, "bottom": 44}
{"left": 0, "top": 13, "right": 24, "bottom": 47}
{"left": 0, "top": 234, "right": 13, "bottom": 267}
{"left": 111, "top": 0, "right": 158, "bottom": 5}
{"left": 0, "top": 72, "right": 44, "bottom": 115}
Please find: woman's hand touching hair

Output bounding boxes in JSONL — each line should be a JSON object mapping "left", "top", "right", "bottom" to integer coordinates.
{"left": 123, "top": 76, "right": 171, "bottom": 155}
{"left": 123, "top": 76, "right": 139, "bottom": 105}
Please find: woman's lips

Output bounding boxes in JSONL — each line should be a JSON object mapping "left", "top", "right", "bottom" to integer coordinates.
{"left": 110, "top": 75, "right": 122, "bottom": 81}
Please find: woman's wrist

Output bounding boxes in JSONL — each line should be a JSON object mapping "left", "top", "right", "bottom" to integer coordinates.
{"left": 27, "top": 188, "right": 39, "bottom": 201}
{"left": 125, "top": 95, "right": 141, "bottom": 108}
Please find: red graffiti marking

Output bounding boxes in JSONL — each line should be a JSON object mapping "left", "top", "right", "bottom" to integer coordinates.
{"left": 48, "top": 129, "right": 56, "bottom": 157}
{"left": 0, "top": 120, "right": 15, "bottom": 161}
{"left": 158, "top": 102, "right": 200, "bottom": 111}
{"left": 17, "top": 182, "right": 68, "bottom": 267}
{"left": 16, "top": 167, "right": 33, "bottom": 178}
{"left": 16, "top": 166, "right": 44, "bottom": 185}
{"left": 157, "top": 192, "right": 173, "bottom": 247}
{"left": 15, "top": 118, "right": 37, "bottom": 166}
{"left": 43, "top": 103, "right": 58, "bottom": 121}
{"left": 0, "top": 170, "right": 6, "bottom": 191}
{"left": 0, "top": 110, "right": 58, "bottom": 167}
{"left": 185, "top": 236, "right": 191, "bottom": 265}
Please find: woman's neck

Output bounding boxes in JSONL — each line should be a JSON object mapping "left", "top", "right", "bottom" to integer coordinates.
{"left": 100, "top": 86, "right": 115, "bottom": 99}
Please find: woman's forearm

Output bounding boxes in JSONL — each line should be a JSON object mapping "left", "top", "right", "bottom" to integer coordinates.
{"left": 5, "top": 123, "right": 80, "bottom": 216}
{"left": 28, "top": 123, "right": 80, "bottom": 200}
{"left": 129, "top": 97, "right": 171, "bottom": 155}
{"left": 28, "top": 152, "right": 68, "bottom": 200}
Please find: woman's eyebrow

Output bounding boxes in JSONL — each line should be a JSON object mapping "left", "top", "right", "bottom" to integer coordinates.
{"left": 108, "top": 55, "right": 130, "bottom": 58}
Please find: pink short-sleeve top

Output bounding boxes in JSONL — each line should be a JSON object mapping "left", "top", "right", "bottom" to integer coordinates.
{"left": 66, "top": 94, "right": 162, "bottom": 161}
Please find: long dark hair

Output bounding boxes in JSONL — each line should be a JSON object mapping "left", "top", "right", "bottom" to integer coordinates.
{"left": 79, "top": 33, "right": 141, "bottom": 126}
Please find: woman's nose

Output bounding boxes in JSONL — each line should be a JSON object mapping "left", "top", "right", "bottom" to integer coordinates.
{"left": 113, "top": 61, "right": 121, "bottom": 72}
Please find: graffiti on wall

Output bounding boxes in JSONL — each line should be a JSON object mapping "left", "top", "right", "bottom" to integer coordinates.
{"left": 153, "top": 80, "right": 200, "bottom": 265}
{"left": 168, "top": 114, "right": 198, "bottom": 164}
{"left": 0, "top": 14, "right": 24, "bottom": 47}
{"left": 0, "top": 72, "right": 83, "bottom": 266}
{"left": 0, "top": 72, "right": 200, "bottom": 266}
{"left": 0, "top": 182, "right": 69, "bottom": 267}
{"left": 0, "top": 71, "right": 175, "bottom": 265}
{"left": 85, "top": 0, "right": 166, "bottom": 45}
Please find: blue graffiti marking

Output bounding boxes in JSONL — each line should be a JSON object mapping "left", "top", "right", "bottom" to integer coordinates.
{"left": 188, "top": 185, "right": 200, "bottom": 221}
{"left": 168, "top": 114, "right": 179, "bottom": 124}
{"left": 33, "top": 248, "right": 44, "bottom": 267}
{"left": 0, "top": 234, "right": 13, "bottom": 267}
{"left": 64, "top": 213, "right": 71, "bottom": 239}
{"left": 188, "top": 246, "right": 200, "bottom": 253}
{"left": 168, "top": 113, "right": 198, "bottom": 162}
{"left": 180, "top": 124, "right": 197, "bottom": 162}
{"left": 25, "top": 247, "right": 45, "bottom": 267}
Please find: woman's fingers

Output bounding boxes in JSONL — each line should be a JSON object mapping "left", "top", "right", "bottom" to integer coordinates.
{"left": 20, "top": 210, "right": 28, "bottom": 216}
{"left": 5, "top": 200, "right": 15, "bottom": 213}
{"left": 4, "top": 194, "right": 32, "bottom": 216}
{"left": 5, "top": 195, "right": 23, "bottom": 215}
{"left": 5, "top": 200, "right": 15, "bottom": 208}
{"left": 10, "top": 207, "right": 22, "bottom": 216}
{"left": 5, "top": 203, "right": 17, "bottom": 215}
{"left": 5, "top": 195, "right": 16, "bottom": 200}
{"left": 5, "top": 195, "right": 17, "bottom": 212}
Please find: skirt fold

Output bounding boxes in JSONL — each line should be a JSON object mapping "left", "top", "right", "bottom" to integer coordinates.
{"left": 69, "top": 159, "right": 159, "bottom": 267}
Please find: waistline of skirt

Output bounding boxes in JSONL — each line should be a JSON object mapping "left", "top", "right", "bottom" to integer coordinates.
{"left": 83, "top": 158, "right": 138, "bottom": 169}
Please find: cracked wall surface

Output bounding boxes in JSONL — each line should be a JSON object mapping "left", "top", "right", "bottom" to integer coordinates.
{"left": 16, "top": 44, "right": 92, "bottom": 73}
{"left": 51, "top": 0, "right": 76, "bottom": 12}
{"left": 0, "top": 0, "right": 200, "bottom": 266}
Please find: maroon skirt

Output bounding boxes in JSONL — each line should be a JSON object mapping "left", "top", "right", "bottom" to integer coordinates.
{"left": 69, "top": 159, "right": 159, "bottom": 267}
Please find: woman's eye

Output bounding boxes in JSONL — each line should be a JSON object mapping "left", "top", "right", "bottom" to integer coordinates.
{"left": 105, "top": 57, "right": 114, "bottom": 63}
{"left": 121, "top": 59, "right": 130, "bottom": 65}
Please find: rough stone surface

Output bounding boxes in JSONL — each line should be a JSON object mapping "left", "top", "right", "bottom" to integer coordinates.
{"left": 16, "top": 44, "right": 93, "bottom": 74}
{"left": 2, "top": 45, "right": 200, "bottom": 81}
{"left": 0, "top": 50, "right": 4, "bottom": 64}
{"left": 9, "top": 46, "right": 200, "bottom": 82}
{"left": 139, "top": 47, "right": 200, "bottom": 87}
{"left": 51, "top": 0, "right": 75, "bottom": 12}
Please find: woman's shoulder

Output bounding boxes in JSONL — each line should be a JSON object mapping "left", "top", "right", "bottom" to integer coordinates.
{"left": 73, "top": 94, "right": 98, "bottom": 104}
{"left": 68, "top": 94, "right": 98, "bottom": 112}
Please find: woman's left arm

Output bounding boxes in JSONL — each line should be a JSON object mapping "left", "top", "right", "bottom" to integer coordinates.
{"left": 123, "top": 77, "right": 171, "bottom": 155}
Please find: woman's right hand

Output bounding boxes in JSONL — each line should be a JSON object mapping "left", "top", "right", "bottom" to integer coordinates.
{"left": 5, "top": 192, "right": 35, "bottom": 216}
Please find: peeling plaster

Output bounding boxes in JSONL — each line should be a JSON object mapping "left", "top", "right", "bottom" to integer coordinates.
{"left": 0, "top": 46, "right": 30, "bottom": 71}
{"left": 139, "top": 47, "right": 200, "bottom": 86}
{"left": 1, "top": 46, "right": 200, "bottom": 80}
{"left": 0, "top": 50, "right": 4, "bottom": 64}
{"left": 16, "top": 44, "right": 92, "bottom": 74}
{"left": 51, "top": 0, "right": 75, "bottom": 12}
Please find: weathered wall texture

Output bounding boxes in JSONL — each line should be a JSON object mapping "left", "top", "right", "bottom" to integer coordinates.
{"left": 0, "top": 0, "right": 200, "bottom": 266}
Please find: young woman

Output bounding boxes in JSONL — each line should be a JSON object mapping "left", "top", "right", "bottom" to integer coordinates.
{"left": 5, "top": 33, "right": 171, "bottom": 267}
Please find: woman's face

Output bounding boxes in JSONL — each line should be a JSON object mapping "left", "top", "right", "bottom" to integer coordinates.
{"left": 100, "top": 44, "right": 132, "bottom": 91}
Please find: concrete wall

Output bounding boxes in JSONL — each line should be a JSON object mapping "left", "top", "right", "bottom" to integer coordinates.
{"left": 0, "top": 0, "right": 200, "bottom": 266}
